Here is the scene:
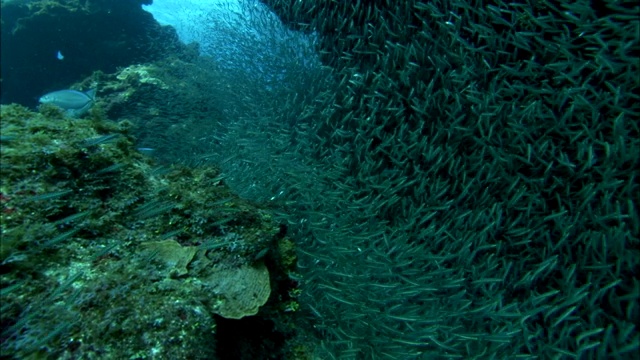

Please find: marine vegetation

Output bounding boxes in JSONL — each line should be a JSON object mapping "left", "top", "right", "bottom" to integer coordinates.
{"left": 0, "top": 104, "right": 306, "bottom": 359}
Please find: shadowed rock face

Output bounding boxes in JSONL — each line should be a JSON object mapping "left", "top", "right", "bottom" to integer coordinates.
{"left": 0, "top": 0, "right": 190, "bottom": 107}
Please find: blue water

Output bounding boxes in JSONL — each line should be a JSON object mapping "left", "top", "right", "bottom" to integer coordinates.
{"left": 144, "top": 0, "right": 321, "bottom": 85}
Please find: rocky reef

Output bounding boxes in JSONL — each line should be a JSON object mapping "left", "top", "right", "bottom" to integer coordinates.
{"left": 0, "top": 104, "right": 305, "bottom": 359}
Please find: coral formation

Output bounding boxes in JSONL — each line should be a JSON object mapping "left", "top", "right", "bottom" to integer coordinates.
{"left": 116, "top": 64, "right": 170, "bottom": 90}
{"left": 206, "top": 262, "right": 271, "bottom": 320}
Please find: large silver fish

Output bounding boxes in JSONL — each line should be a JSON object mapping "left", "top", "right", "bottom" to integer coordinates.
{"left": 39, "top": 88, "right": 96, "bottom": 117}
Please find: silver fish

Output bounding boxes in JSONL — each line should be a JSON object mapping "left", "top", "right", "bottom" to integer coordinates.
{"left": 39, "top": 89, "right": 96, "bottom": 117}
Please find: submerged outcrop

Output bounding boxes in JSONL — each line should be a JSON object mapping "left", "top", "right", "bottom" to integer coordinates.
{"left": 0, "top": 105, "right": 303, "bottom": 359}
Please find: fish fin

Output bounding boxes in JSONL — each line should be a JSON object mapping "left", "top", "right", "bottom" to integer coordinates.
{"left": 85, "top": 88, "right": 97, "bottom": 101}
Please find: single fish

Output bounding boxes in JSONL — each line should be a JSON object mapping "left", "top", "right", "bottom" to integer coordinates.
{"left": 137, "top": 147, "right": 156, "bottom": 154}
{"left": 56, "top": 50, "right": 64, "bottom": 60}
{"left": 39, "top": 89, "right": 96, "bottom": 117}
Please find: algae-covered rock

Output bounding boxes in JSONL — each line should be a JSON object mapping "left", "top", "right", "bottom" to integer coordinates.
{"left": 115, "top": 64, "right": 170, "bottom": 90}
{"left": 85, "top": 57, "right": 225, "bottom": 164}
{"left": 140, "top": 239, "right": 197, "bottom": 277}
{"left": 0, "top": 104, "right": 301, "bottom": 359}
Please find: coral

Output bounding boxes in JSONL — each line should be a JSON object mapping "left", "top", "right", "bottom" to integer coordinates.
{"left": 116, "top": 64, "right": 170, "bottom": 90}
{"left": 1, "top": 0, "right": 189, "bottom": 106}
{"left": 206, "top": 262, "right": 271, "bottom": 320}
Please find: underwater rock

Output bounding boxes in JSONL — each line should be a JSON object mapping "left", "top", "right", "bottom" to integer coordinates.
{"left": 116, "top": 64, "right": 170, "bottom": 90}
{"left": 0, "top": 104, "right": 303, "bottom": 359}
{"left": 140, "top": 239, "right": 197, "bottom": 277}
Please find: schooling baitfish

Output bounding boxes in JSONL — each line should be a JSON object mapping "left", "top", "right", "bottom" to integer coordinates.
{"left": 39, "top": 88, "right": 96, "bottom": 117}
